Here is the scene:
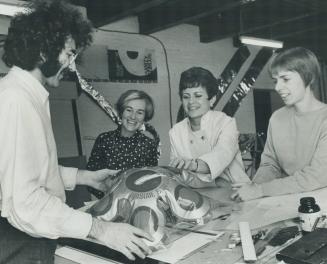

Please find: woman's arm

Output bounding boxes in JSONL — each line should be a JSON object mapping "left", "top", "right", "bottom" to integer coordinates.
{"left": 252, "top": 122, "right": 283, "bottom": 184}
{"left": 231, "top": 120, "right": 283, "bottom": 201}
{"left": 234, "top": 120, "right": 327, "bottom": 200}
{"left": 87, "top": 135, "right": 106, "bottom": 171}
{"left": 144, "top": 139, "right": 159, "bottom": 167}
{"left": 259, "top": 123, "right": 327, "bottom": 196}
{"left": 169, "top": 130, "right": 179, "bottom": 162}
{"left": 199, "top": 118, "right": 239, "bottom": 179}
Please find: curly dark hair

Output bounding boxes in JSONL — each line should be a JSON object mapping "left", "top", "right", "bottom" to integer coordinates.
{"left": 2, "top": 0, "right": 93, "bottom": 71}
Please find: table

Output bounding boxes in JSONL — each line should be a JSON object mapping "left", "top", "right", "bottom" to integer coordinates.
{"left": 55, "top": 187, "right": 296, "bottom": 264}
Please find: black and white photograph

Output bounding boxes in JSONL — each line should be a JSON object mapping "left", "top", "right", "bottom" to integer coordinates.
{"left": 1, "top": 0, "right": 327, "bottom": 264}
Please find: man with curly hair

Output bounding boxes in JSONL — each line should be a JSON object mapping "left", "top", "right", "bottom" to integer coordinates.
{"left": 0, "top": 1, "right": 152, "bottom": 263}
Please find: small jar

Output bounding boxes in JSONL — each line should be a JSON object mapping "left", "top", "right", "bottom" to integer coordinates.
{"left": 298, "top": 197, "right": 321, "bottom": 234}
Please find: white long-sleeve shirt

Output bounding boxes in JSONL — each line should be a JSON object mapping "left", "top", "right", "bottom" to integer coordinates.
{"left": 0, "top": 66, "right": 92, "bottom": 239}
{"left": 169, "top": 110, "right": 249, "bottom": 187}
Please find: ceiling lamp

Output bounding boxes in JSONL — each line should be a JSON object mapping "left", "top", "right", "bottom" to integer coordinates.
{"left": 240, "top": 36, "right": 283, "bottom": 49}
{"left": 0, "top": 1, "right": 29, "bottom": 17}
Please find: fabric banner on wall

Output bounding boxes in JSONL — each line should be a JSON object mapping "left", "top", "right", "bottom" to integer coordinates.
{"left": 107, "top": 48, "right": 158, "bottom": 83}
{"left": 222, "top": 48, "right": 273, "bottom": 117}
{"left": 213, "top": 45, "right": 250, "bottom": 108}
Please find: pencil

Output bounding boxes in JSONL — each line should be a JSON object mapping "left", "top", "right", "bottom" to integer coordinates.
{"left": 166, "top": 226, "right": 219, "bottom": 236}
{"left": 212, "top": 213, "right": 231, "bottom": 220}
{"left": 312, "top": 216, "right": 320, "bottom": 231}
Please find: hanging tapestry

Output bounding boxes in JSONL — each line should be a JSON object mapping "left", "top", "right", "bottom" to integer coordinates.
{"left": 223, "top": 48, "right": 273, "bottom": 117}
{"left": 107, "top": 48, "right": 158, "bottom": 83}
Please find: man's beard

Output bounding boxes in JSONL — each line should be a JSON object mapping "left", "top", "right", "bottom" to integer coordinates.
{"left": 40, "top": 59, "right": 75, "bottom": 82}
{"left": 39, "top": 59, "right": 62, "bottom": 78}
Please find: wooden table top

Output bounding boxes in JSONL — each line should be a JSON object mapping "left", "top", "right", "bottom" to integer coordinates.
{"left": 55, "top": 187, "right": 294, "bottom": 264}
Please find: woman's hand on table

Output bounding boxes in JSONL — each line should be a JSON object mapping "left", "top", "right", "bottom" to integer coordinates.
{"left": 169, "top": 157, "right": 197, "bottom": 171}
{"left": 230, "top": 182, "right": 264, "bottom": 202}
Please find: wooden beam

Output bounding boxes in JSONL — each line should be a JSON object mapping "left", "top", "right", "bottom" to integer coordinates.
{"left": 199, "top": 0, "right": 274, "bottom": 42}
{"left": 283, "top": 28, "right": 327, "bottom": 62}
{"left": 282, "top": 0, "right": 327, "bottom": 12}
{"left": 86, "top": 0, "right": 170, "bottom": 28}
{"left": 138, "top": 0, "right": 242, "bottom": 34}
{"left": 199, "top": 8, "right": 240, "bottom": 43}
{"left": 199, "top": 0, "right": 322, "bottom": 43}
{"left": 248, "top": 13, "right": 327, "bottom": 41}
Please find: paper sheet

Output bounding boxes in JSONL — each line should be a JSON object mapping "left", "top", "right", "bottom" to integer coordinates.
{"left": 56, "top": 232, "right": 223, "bottom": 264}
{"left": 149, "top": 230, "right": 224, "bottom": 264}
{"left": 55, "top": 246, "right": 121, "bottom": 264}
{"left": 226, "top": 187, "right": 327, "bottom": 230}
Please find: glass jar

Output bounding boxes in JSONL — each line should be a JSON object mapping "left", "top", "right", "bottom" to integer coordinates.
{"left": 298, "top": 197, "right": 321, "bottom": 234}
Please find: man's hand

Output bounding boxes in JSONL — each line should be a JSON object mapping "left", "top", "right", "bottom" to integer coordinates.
{"left": 77, "top": 169, "right": 119, "bottom": 193}
{"left": 230, "top": 182, "right": 264, "bottom": 202}
{"left": 88, "top": 219, "right": 154, "bottom": 260}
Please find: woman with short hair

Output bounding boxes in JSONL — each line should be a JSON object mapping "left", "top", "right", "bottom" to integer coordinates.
{"left": 87, "top": 90, "right": 159, "bottom": 197}
{"left": 169, "top": 67, "right": 249, "bottom": 189}
{"left": 232, "top": 47, "right": 327, "bottom": 201}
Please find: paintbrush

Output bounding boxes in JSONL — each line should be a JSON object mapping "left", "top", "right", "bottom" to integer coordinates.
{"left": 165, "top": 225, "right": 221, "bottom": 236}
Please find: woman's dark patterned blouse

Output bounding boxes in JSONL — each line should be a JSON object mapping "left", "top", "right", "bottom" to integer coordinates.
{"left": 87, "top": 128, "right": 158, "bottom": 171}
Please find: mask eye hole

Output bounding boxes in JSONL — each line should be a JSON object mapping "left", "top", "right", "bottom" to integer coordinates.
{"left": 174, "top": 185, "right": 203, "bottom": 209}
{"left": 130, "top": 207, "right": 159, "bottom": 234}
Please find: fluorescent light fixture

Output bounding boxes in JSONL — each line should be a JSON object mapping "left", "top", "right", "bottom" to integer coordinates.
{"left": 240, "top": 36, "right": 283, "bottom": 49}
{"left": 0, "top": 1, "right": 29, "bottom": 17}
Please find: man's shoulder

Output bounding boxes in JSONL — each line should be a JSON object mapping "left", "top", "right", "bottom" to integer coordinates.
{"left": 0, "top": 79, "right": 30, "bottom": 105}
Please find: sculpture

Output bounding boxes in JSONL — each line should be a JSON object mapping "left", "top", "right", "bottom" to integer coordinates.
{"left": 87, "top": 166, "right": 213, "bottom": 247}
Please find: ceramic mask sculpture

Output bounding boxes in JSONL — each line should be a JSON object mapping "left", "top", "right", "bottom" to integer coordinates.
{"left": 87, "top": 166, "right": 213, "bottom": 247}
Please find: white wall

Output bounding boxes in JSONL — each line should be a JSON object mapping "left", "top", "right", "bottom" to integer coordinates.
{"left": 0, "top": 16, "right": 10, "bottom": 35}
